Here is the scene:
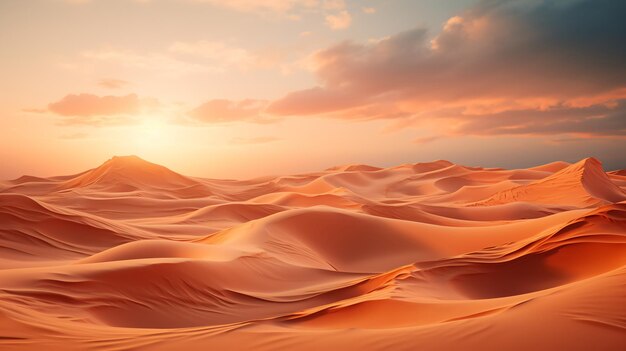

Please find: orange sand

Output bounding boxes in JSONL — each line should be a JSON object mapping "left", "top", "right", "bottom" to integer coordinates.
{"left": 0, "top": 156, "right": 625, "bottom": 350}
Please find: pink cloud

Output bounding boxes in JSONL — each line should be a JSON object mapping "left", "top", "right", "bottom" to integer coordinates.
{"left": 189, "top": 99, "right": 275, "bottom": 124}
{"left": 48, "top": 93, "right": 141, "bottom": 117}
{"left": 39, "top": 93, "right": 159, "bottom": 126}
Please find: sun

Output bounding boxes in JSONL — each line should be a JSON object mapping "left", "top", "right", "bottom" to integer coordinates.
{"left": 130, "top": 118, "right": 170, "bottom": 152}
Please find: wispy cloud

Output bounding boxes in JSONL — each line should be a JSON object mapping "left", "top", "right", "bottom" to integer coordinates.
{"left": 168, "top": 41, "right": 287, "bottom": 71}
{"left": 188, "top": 0, "right": 346, "bottom": 15}
{"left": 230, "top": 136, "right": 283, "bottom": 145}
{"left": 188, "top": 99, "right": 276, "bottom": 124}
{"left": 59, "top": 132, "right": 89, "bottom": 140}
{"left": 48, "top": 93, "right": 141, "bottom": 117}
{"left": 362, "top": 7, "right": 375, "bottom": 14}
{"left": 97, "top": 78, "right": 130, "bottom": 89}
{"left": 79, "top": 48, "right": 213, "bottom": 74}
{"left": 413, "top": 136, "right": 440, "bottom": 144}
{"left": 325, "top": 10, "right": 351, "bottom": 30}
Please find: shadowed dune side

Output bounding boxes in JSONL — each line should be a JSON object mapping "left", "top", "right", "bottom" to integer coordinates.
{"left": 0, "top": 193, "right": 147, "bottom": 267}
{"left": 249, "top": 191, "right": 364, "bottom": 209}
{"left": 412, "top": 203, "right": 626, "bottom": 299}
{"left": 2, "top": 266, "right": 622, "bottom": 351}
{"left": 0, "top": 255, "right": 401, "bottom": 328}
{"left": 361, "top": 202, "right": 561, "bottom": 226}
{"left": 271, "top": 204, "right": 626, "bottom": 330}
{"left": 177, "top": 202, "right": 286, "bottom": 224}
{"left": 609, "top": 169, "right": 626, "bottom": 177}
{"left": 44, "top": 195, "right": 223, "bottom": 220}
{"left": 201, "top": 206, "right": 592, "bottom": 273}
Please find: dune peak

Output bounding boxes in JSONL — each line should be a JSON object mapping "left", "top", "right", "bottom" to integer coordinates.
{"left": 104, "top": 155, "right": 155, "bottom": 167}
{"left": 479, "top": 157, "right": 626, "bottom": 207}
{"left": 326, "top": 164, "right": 382, "bottom": 172}
{"left": 58, "top": 155, "right": 199, "bottom": 191}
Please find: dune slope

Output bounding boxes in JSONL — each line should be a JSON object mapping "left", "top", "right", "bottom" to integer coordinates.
{"left": 0, "top": 156, "right": 624, "bottom": 351}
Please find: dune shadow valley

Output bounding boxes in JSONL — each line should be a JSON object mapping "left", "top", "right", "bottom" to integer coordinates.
{"left": 0, "top": 155, "right": 624, "bottom": 350}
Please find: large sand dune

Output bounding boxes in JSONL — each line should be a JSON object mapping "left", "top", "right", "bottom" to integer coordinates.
{"left": 0, "top": 156, "right": 624, "bottom": 350}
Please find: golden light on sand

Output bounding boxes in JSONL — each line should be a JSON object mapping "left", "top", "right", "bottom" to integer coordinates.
{"left": 0, "top": 155, "right": 625, "bottom": 350}
{"left": 1, "top": 0, "right": 625, "bottom": 350}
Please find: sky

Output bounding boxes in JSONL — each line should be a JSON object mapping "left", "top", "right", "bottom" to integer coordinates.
{"left": 1, "top": 0, "right": 625, "bottom": 179}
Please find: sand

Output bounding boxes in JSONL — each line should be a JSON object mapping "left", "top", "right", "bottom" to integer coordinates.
{"left": 0, "top": 155, "right": 624, "bottom": 350}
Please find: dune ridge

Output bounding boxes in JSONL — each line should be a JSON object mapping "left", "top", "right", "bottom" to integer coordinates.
{"left": 0, "top": 156, "right": 624, "bottom": 350}
{"left": 478, "top": 158, "right": 626, "bottom": 207}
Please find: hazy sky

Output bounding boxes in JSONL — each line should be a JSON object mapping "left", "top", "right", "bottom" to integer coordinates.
{"left": 1, "top": 0, "right": 624, "bottom": 179}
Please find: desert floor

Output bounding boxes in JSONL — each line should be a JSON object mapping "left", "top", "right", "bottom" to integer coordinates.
{"left": 1, "top": 156, "right": 625, "bottom": 350}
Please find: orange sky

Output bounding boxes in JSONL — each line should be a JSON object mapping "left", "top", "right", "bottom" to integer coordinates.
{"left": 1, "top": 0, "right": 624, "bottom": 179}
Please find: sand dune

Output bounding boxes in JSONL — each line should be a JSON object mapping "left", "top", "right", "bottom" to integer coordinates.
{"left": 479, "top": 158, "right": 626, "bottom": 207}
{"left": 0, "top": 156, "right": 624, "bottom": 350}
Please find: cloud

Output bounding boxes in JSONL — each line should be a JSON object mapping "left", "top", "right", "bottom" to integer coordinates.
{"left": 80, "top": 49, "right": 214, "bottom": 74}
{"left": 168, "top": 41, "right": 287, "bottom": 71}
{"left": 325, "top": 10, "right": 351, "bottom": 30}
{"left": 188, "top": 0, "right": 313, "bottom": 13}
{"left": 64, "top": 0, "right": 349, "bottom": 33}
{"left": 65, "top": 0, "right": 344, "bottom": 13}
{"left": 413, "top": 136, "right": 440, "bottom": 144}
{"left": 40, "top": 93, "right": 158, "bottom": 126}
{"left": 362, "top": 7, "right": 375, "bottom": 14}
{"left": 451, "top": 100, "right": 626, "bottom": 138}
{"left": 48, "top": 93, "right": 141, "bottom": 117}
{"left": 22, "top": 108, "right": 48, "bottom": 114}
{"left": 266, "top": 0, "right": 626, "bottom": 138}
{"left": 64, "top": 0, "right": 147, "bottom": 3}
{"left": 59, "top": 132, "right": 89, "bottom": 140}
{"left": 169, "top": 41, "right": 256, "bottom": 69}
{"left": 98, "top": 78, "right": 130, "bottom": 89}
{"left": 74, "top": 42, "right": 289, "bottom": 77}
{"left": 188, "top": 99, "right": 275, "bottom": 123}
{"left": 190, "top": 0, "right": 350, "bottom": 30}
{"left": 188, "top": 0, "right": 345, "bottom": 14}
{"left": 230, "top": 136, "right": 283, "bottom": 145}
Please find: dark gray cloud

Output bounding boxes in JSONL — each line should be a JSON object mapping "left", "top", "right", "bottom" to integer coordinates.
{"left": 266, "top": 0, "right": 626, "bottom": 138}
{"left": 454, "top": 100, "right": 626, "bottom": 137}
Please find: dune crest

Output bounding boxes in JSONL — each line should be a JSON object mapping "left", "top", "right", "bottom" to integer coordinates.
{"left": 59, "top": 156, "right": 212, "bottom": 197}
{"left": 0, "top": 156, "right": 625, "bottom": 350}
{"left": 478, "top": 157, "right": 626, "bottom": 207}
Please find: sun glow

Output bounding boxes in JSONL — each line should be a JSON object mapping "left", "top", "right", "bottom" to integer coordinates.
{"left": 136, "top": 119, "right": 166, "bottom": 145}
{"left": 124, "top": 117, "right": 175, "bottom": 157}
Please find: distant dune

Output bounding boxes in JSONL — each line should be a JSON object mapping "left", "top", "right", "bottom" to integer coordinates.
{"left": 0, "top": 156, "right": 625, "bottom": 350}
